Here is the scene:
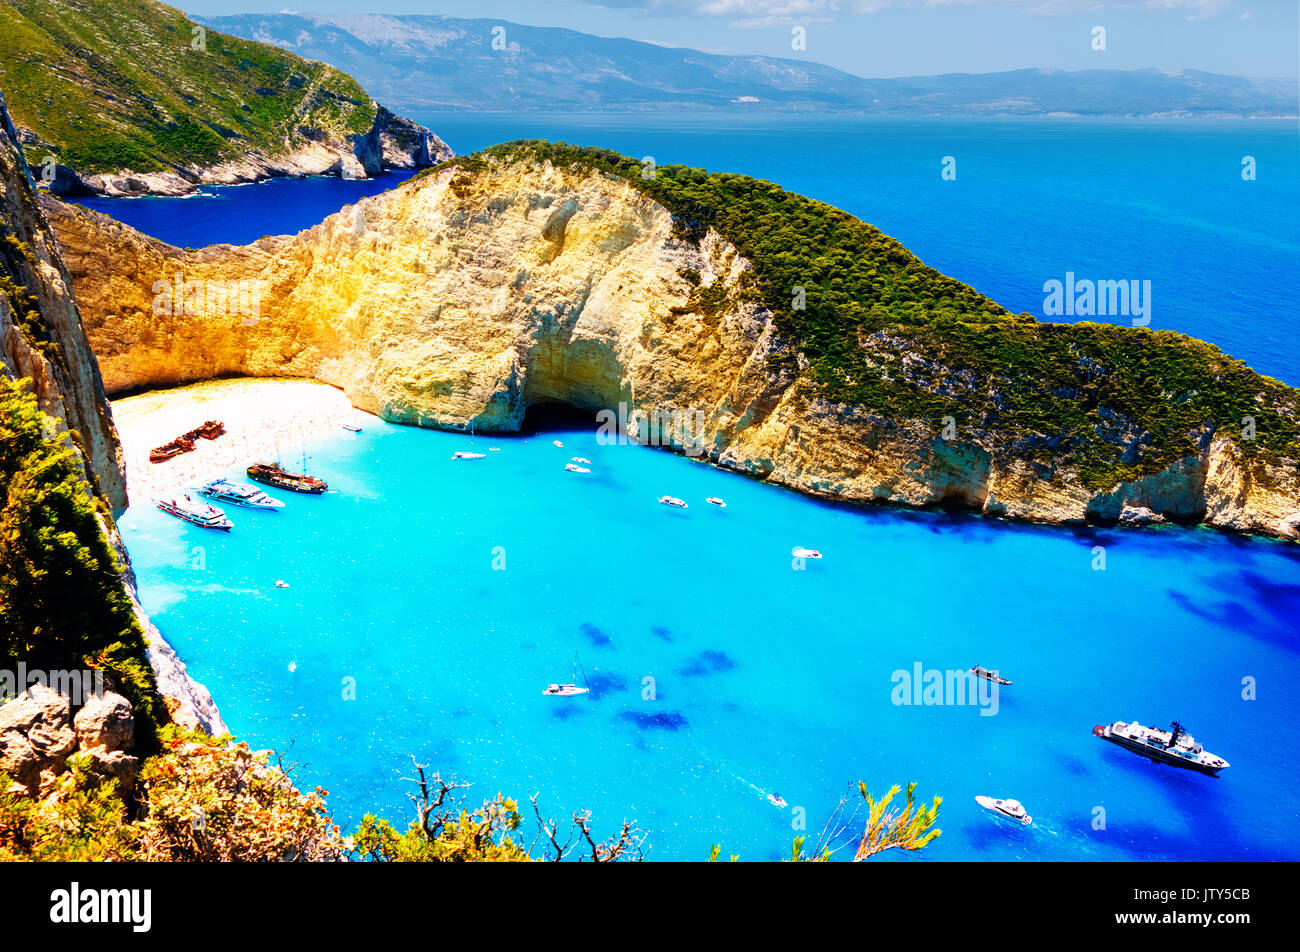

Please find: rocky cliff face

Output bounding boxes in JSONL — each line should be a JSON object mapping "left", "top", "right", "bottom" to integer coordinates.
{"left": 42, "top": 155, "right": 1300, "bottom": 541}
{"left": 0, "top": 91, "right": 126, "bottom": 513}
{"left": 1, "top": 90, "right": 224, "bottom": 736}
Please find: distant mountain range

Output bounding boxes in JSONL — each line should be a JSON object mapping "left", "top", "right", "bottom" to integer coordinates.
{"left": 200, "top": 12, "right": 1298, "bottom": 117}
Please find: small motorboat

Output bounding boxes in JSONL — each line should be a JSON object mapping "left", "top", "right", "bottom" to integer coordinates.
{"left": 564, "top": 463, "right": 590, "bottom": 473}
{"left": 198, "top": 478, "right": 285, "bottom": 509}
{"left": 156, "top": 495, "right": 233, "bottom": 531}
{"left": 659, "top": 495, "right": 688, "bottom": 508}
{"left": 975, "top": 796, "right": 1032, "bottom": 826}
{"left": 341, "top": 423, "right": 362, "bottom": 433}
{"left": 768, "top": 793, "right": 788, "bottom": 808}
{"left": 791, "top": 546, "right": 822, "bottom": 559}
{"left": 571, "top": 457, "right": 592, "bottom": 465}
{"left": 970, "top": 665, "right": 1012, "bottom": 686}
{"left": 274, "top": 580, "right": 290, "bottom": 589}
{"left": 552, "top": 440, "right": 564, "bottom": 448}
{"left": 452, "top": 451, "right": 486, "bottom": 460}
{"left": 706, "top": 497, "right": 726, "bottom": 508}
{"left": 489, "top": 447, "right": 501, "bottom": 452}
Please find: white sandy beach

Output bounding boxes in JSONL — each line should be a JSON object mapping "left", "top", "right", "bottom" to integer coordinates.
{"left": 111, "top": 378, "right": 369, "bottom": 505}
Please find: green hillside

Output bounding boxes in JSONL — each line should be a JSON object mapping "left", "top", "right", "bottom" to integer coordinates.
{"left": 0, "top": 0, "right": 376, "bottom": 175}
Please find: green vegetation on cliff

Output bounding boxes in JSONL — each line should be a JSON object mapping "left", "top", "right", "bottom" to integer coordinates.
{"left": 0, "top": 371, "right": 165, "bottom": 742}
{"left": 0, "top": 0, "right": 376, "bottom": 175}
{"left": 430, "top": 141, "right": 1300, "bottom": 490}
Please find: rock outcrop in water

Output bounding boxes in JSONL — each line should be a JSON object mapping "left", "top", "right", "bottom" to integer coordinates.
{"left": 42, "top": 150, "right": 1300, "bottom": 541}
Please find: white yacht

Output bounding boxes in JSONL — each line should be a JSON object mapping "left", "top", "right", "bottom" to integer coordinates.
{"left": 975, "top": 796, "right": 1032, "bottom": 825}
{"left": 565, "top": 463, "right": 590, "bottom": 473}
{"left": 198, "top": 478, "right": 285, "bottom": 509}
{"left": 1093, "top": 720, "right": 1228, "bottom": 775}
{"left": 452, "top": 451, "right": 486, "bottom": 460}
{"left": 659, "top": 495, "right": 688, "bottom": 508}
{"left": 156, "top": 495, "right": 233, "bottom": 531}
{"left": 791, "top": 546, "right": 822, "bottom": 559}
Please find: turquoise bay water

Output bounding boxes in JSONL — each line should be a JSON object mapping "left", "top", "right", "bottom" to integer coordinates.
{"left": 125, "top": 420, "right": 1300, "bottom": 861}
{"left": 93, "top": 115, "right": 1300, "bottom": 859}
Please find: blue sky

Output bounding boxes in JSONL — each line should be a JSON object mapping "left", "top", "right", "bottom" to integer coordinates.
{"left": 182, "top": 1, "right": 1300, "bottom": 79}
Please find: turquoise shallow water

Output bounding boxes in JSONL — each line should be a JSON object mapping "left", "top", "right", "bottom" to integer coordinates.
{"left": 124, "top": 420, "right": 1300, "bottom": 861}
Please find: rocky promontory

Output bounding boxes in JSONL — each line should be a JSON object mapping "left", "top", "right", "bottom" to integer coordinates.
{"left": 42, "top": 145, "right": 1300, "bottom": 541}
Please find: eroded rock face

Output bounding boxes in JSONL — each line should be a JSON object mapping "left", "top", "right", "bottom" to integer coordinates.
{"left": 0, "top": 91, "right": 127, "bottom": 514}
{"left": 74, "top": 691, "right": 135, "bottom": 752}
{"left": 0, "top": 685, "right": 76, "bottom": 794}
{"left": 42, "top": 156, "right": 1300, "bottom": 540}
{"left": 0, "top": 686, "right": 141, "bottom": 794}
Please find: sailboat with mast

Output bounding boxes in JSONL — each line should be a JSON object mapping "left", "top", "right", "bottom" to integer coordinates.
{"left": 247, "top": 438, "right": 328, "bottom": 494}
{"left": 543, "top": 653, "right": 591, "bottom": 697}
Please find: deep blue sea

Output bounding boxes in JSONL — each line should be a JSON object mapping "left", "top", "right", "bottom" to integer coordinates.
{"left": 100, "top": 116, "right": 1300, "bottom": 860}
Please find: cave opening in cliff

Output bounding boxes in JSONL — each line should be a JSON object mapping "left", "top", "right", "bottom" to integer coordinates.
{"left": 520, "top": 401, "right": 603, "bottom": 435}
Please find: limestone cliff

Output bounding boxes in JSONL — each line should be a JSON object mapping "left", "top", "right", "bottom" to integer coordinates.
{"left": 0, "top": 90, "right": 223, "bottom": 735}
{"left": 42, "top": 152, "right": 1300, "bottom": 541}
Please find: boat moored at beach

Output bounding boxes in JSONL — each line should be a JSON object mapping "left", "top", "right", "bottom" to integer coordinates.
{"left": 246, "top": 461, "right": 328, "bottom": 494}
{"left": 1093, "top": 720, "right": 1228, "bottom": 775}
{"left": 198, "top": 478, "right": 285, "bottom": 509}
{"left": 156, "top": 495, "right": 233, "bottom": 531}
{"left": 975, "top": 796, "right": 1032, "bottom": 825}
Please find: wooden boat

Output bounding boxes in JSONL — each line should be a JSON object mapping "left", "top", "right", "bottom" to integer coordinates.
{"left": 246, "top": 461, "right": 327, "bottom": 494}
{"left": 149, "top": 437, "right": 195, "bottom": 463}
{"left": 190, "top": 420, "right": 225, "bottom": 440}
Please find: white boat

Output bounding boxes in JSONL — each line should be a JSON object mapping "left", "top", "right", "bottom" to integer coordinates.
{"left": 706, "top": 496, "right": 726, "bottom": 508}
{"left": 768, "top": 793, "right": 788, "bottom": 808}
{"left": 553, "top": 440, "right": 564, "bottom": 448}
{"left": 452, "top": 451, "right": 486, "bottom": 460}
{"left": 791, "top": 546, "right": 822, "bottom": 559}
{"left": 564, "top": 463, "right": 590, "bottom": 473}
{"left": 659, "top": 495, "right": 688, "bottom": 508}
{"left": 198, "top": 478, "right": 285, "bottom": 509}
{"left": 341, "top": 423, "right": 362, "bottom": 433}
{"left": 571, "top": 457, "right": 591, "bottom": 464}
{"left": 543, "top": 653, "right": 591, "bottom": 697}
{"left": 156, "top": 495, "right": 233, "bottom": 531}
{"left": 975, "top": 796, "right": 1032, "bottom": 826}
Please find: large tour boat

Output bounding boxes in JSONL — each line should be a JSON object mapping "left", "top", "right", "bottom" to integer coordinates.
{"left": 1093, "top": 720, "right": 1228, "bottom": 775}
{"left": 156, "top": 495, "right": 233, "bottom": 531}
{"left": 246, "top": 462, "right": 328, "bottom": 494}
{"left": 198, "top": 478, "right": 285, "bottom": 509}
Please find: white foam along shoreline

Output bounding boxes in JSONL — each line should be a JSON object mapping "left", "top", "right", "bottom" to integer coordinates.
{"left": 110, "top": 377, "right": 370, "bottom": 506}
